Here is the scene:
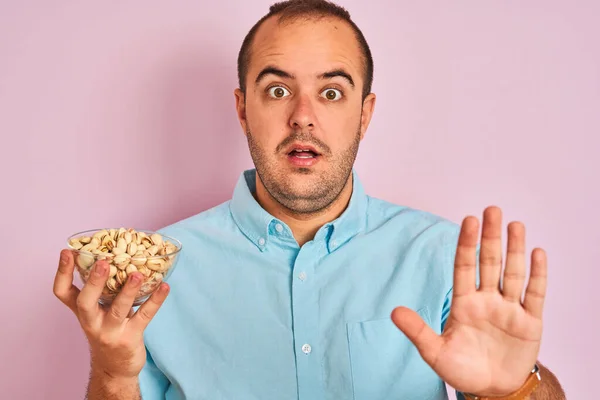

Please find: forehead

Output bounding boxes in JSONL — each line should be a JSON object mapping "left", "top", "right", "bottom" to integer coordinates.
{"left": 249, "top": 15, "right": 363, "bottom": 82}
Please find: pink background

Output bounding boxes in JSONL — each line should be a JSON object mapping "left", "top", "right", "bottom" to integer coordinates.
{"left": 1, "top": 1, "right": 598, "bottom": 398}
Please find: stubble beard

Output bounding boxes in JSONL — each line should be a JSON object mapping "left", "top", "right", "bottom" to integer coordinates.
{"left": 246, "top": 126, "right": 362, "bottom": 216}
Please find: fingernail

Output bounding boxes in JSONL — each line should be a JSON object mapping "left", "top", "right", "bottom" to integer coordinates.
{"left": 60, "top": 252, "right": 69, "bottom": 264}
{"left": 130, "top": 273, "right": 141, "bottom": 285}
{"left": 94, "top": 262, "right": 107, "bottom": 276}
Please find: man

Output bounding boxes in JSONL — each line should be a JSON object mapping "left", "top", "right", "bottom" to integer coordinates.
{"left": 54, "top": 0, "right": 566, "bottom": 399}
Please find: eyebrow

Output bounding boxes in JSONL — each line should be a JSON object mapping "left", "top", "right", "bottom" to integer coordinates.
{"left": 255, "top": 66, "right": 355, "bottom": 88}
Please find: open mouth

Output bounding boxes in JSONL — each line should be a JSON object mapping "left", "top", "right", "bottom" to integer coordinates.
{"left": 286, "top": 145, "right": 322, "bottom": 166}
{"left": 288, "top": 148, "right": 319, "bottom": 158}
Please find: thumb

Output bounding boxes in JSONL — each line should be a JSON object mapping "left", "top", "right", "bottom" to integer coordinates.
{"left": 391, "top": 306, "right": 442, "bottom": 366}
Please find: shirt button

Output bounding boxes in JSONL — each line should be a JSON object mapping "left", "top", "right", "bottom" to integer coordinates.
{"left": 302, "top": 344, "right": 312, "bottom": 354}
{"left": 331, "top": 240, "right": 338, "bottom": 248}
{"left": 298, "top": 271, "right": 307, "bottom": 281}
{"left": 258, "top": 238, "right": 266, "bottom": 246}
{"left": 275, "top": 224, "right": 284, "bottom": 233}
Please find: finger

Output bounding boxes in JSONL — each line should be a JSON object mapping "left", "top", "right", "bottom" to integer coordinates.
{"left": 452, "top": 216, "right": 479, "bottom": 297}
{"left": 53, "top": 249, "right": 81, "bottom": 314}
{"left": 502, "top": 222, "right": 527, "bottom": 302}
{"left": 103, "top": 272, "right": 144, "bottom": 329}
{"left": 479, "top": 206, "right": 503, "bottom": 292}
{"left": 391, "top": 306, "right": 442, "bottom": 367}
{"left": 76, "top": 260, "right": 109, "bottom": 327}
{"left": 523, "top": 248, "right": 547, "bottom": 319}
{"left": 129, "top": 283, "right": 170, "bottom": 332}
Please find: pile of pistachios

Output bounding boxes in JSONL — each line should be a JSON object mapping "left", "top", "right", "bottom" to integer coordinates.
{"left": 69, "top": 228, "right": 178, "bottom": 296}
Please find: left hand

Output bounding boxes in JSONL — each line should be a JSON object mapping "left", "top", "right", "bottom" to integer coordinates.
{"left": 391, "top": 206, "right": 546, "bottom": 396}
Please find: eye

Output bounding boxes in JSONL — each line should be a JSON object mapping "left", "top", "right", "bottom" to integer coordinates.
{"left": 320, "top": 88, "right": 343, "bottom": 101}
{"left": 267, "top": 86, "right": 291, "bottom": 98}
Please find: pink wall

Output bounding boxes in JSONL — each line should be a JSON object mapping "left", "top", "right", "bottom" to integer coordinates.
{"left": 2, "top": 1, "right": 598, "bottom": 398}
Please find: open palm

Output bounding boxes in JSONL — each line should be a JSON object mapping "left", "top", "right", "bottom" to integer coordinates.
{"left": 392, "top": 206, "right": 547, "bottom": 396}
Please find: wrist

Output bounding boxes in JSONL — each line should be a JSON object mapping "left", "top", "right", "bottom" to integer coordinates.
{"left": 463, "top": 364, "right": 541, "bottom": 400}
{"left": 90, "top": 365, "right": 139, "bottom": 388}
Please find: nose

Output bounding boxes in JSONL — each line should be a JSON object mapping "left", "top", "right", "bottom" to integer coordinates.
{"left": 289, "top": 94, "right": 316, "bottom": 131}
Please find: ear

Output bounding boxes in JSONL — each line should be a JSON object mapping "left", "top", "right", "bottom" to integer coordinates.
{"left": 234, "top": 88, "right": 248, "bottom": 136}
{"left": 359, "top": 93, "right": 376, "bottom": 140}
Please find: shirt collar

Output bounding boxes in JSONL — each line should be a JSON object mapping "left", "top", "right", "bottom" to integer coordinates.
{"left": 229, "top": 169, "right": 368, "bottom": 252}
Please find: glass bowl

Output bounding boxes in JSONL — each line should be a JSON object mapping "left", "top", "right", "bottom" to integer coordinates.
{"left": 67, "top": 228, "right": 182, "bottom": 307}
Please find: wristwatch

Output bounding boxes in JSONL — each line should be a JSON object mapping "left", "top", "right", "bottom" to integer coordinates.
{"left": 463, "top": 364, "right": 542, "bottom": 400}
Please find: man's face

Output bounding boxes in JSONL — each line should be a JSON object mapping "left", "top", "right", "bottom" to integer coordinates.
{"left": 235, "top": 15, "right": 376, "bottom": 214}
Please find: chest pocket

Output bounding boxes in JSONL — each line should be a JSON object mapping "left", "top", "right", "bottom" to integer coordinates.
{"left": 346, "top": 307, "right": 446, "bottom": 400}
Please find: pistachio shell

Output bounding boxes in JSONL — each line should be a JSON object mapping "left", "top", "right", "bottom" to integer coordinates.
{"left": 125, "top": 264, "right": 138, "bottom": 275}
{"left": 109, "top": 265, "right": 118, "bottom": 277}
{"left": 124, "top": 232, "right": 133, "bottom": 244}
{"left": 146, "top": 258, "right": 165, "bottom": 271}
{"left": 141, "top": 237, "right": 153, "bottom": 248}
{"left": 130, "top": 256, "right": 147, "bottom": 267}
{"left": 69, "top": 239, "right": 83, "bottom": 250}
{"left": 107, "top": 277, "right": 119, "bottom": 291}
{"left": 150, "top": 233, "right": 163, "bottom": 247}
{"left": 126, "top": 242, "right": 138, "bottom": 256}
{"left": 116, "top": 270, "right": 128, "bottom": 285}
{"left": 147, "top": 245, "right": 159, "bottom": 256}
{"left": 92, "top": 230, "right": 108, "bottom": 241}
{"left": 116, "top": 238, "right": 127, "bottom": 250}
{"left": 77, "top": 253, "right": 95, "bottom": 269}
{"left": 113, "top": 253, "right": 131, "bottom": 268}
{"left": 138, "top": 265, "right": 152, "bottom": 277}
{"left": 112, "top": 247, "right": 125, "bottom": 256}
{"left": 79, "top": 236, "right": 92, "bottom": 245}
{"left": 110, "top": 229, "right": 119, "bottom": 241}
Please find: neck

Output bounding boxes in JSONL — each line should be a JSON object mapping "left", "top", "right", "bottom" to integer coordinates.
{"left": 254, "top": 173, "right": 354, "bottom": 247}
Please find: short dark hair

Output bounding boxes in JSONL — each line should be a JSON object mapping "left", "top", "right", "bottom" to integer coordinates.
{"left": 237, "top": 0, "right": 374, "bottom": 101}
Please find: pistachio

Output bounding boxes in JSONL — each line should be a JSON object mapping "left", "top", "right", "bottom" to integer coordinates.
{"left": 124, "top": 231, "right": 133, "bottom": 244}
{"left": 147, "top": 245, "right": 159, "bottom": 256}
{"left": 106, "top": 278, "right": 119, "bottom": 292}
{"left": 113, "top": 253, "right": 131, "bottom": 269}
{"left": 69, "top": 239, "right": 83, "bottom": 250}
{"left": 130, "top": 255, "right": 147, "bottom": 267}
{"left": 92, "top": 230, "right": 108, "bottom": 241}
{"left": 141, "top": 237, "right": 153, "bottom": 248}
{"left": 79, "top": 236, "right": 92, "bottom": 245}
{"left": 126, "top": 242, "right": 138, "bottom": 256}
{"left": 116, "top": 270, "right": 128, "bottom": 285}
{"left": 150, "top": 233, "right": 163, "bottom": 247}
{"left": 146, "top": 258, "right": 165, "bottom": 271}
{"left": 77, "top": 253, "right": 94, "bottom": 269}
{"left": 116, "top": 238, "right": 127, "bottom": 251}
{"left": 109, "top": 265, "right": 118, "bottom": 278}
{"left": 110, "top": 229, "right": 119, "bottom": 241}
{"left": 138, "top": 265, "right": 153, "bottom": 277}
{"left": 112, "top": 247, "right": 126, "bottom": 256}
{"left": 125, "top": 264, "right": 138, "bottom": 275}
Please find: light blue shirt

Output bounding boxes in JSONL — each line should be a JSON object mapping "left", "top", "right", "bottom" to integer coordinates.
{"left": 139, "top": 169, "right": 463, "bottom": 400}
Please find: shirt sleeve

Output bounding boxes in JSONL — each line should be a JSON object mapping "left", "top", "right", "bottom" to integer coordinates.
{"left": 138, "top": 346, "right": 170, "bottom": 400}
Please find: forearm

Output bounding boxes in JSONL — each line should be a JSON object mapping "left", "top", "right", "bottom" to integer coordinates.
{"left": 529, "top": 362, "right": 565, "bottom": 400}
{"left": 86, "top": 368, "right": 141, "bottom": 400}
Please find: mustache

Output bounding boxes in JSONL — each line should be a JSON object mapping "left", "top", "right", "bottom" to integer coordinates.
{"left": 275, "top": 132, "right": 331, "bottom": 155}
